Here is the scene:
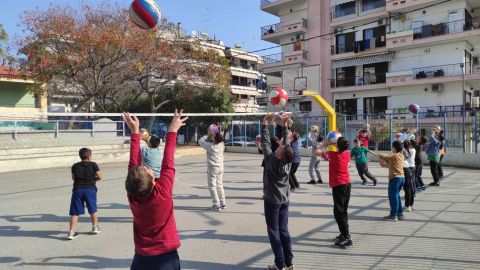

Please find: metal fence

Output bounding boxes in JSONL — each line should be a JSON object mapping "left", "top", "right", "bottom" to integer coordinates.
{"left": 0, "top": 110, "right": 479, "bottom": 153}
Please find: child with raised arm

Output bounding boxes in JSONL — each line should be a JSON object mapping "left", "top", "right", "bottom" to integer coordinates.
{"left": 307, "top": 126, "right": 324, "bottom": 184}
{"left": 123, "top": 110, "right": 188, "bottom": 270}
{"left": 262, "top": 113, "right": 296, "bottom": 270}
{"left": 318, "top": 137, "right": 353, "bottom": 248}
{"left": 198, "top": 128, "right": 226, "bottom": 211}
{"left": 377, "top": 141, "right": 405, "bottom": 222}
{"left": 356, "top": 127, "right": 372, "bottom": 148}
{"left": 350, "top": 138, "right": 378, "bottom": 186}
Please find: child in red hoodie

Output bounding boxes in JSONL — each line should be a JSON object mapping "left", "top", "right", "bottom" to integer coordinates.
{"left": 122, "top": 110, "right": 188, "bottom": 270}
{"left": 319, "top": 137, "right": 353, "bottom": 248}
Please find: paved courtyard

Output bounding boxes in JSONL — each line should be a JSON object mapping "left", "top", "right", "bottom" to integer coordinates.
{"left": 0, "top": 152, "right": 479, "bottom": 270}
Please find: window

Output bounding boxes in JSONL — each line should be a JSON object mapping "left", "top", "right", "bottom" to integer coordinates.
{"left": 335, "top": 99, "right": 357, "bottom": 115}
{"left": 335, "top": 32, "right": 355, "bottom": 54}
{"left": 240, "top": 77, "right": 248, "bottom": 86}
{"left": 241, "top": 95, "right": 248, "bottom": 99}
{"left": 334, "top": 2, "right": 356, "bottom": 18}
{"left": 363, "top": 62, "right": 388, "bottom": 85}
{"left": 231, "top": 76, "right": 240, "bottom": 85}
{"left": 474, "top": 90, "right": 480, "bottom": 97}
{"left": 240, "top": 60, "right": 248, "bottom": 69}
{"left": 299, "top": 101, "right": 312, "bottom": 112}
{"left": 364, "top": 96, "right": 388, "bottom": 115}
{"left": 362, "top": 0, "right": 385, "bottom": 11}
{"left": 336, "top": 66, "right": 355, "bottom": 87}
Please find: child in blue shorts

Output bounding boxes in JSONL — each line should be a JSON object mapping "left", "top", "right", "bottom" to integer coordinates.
{"left": 67, "top": 148, "right": 102, "bottom": 240}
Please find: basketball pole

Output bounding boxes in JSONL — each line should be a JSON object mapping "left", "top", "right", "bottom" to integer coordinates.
{"left": 302, "top": 90, "right": 336, "bottom": 151}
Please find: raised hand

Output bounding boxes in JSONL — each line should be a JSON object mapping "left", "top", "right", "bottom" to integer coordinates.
{"left": 168, "top": 109, "right": 188, "bottom": 133}
{"left": 122, "top": 112, "right": 140, "bottom": 134}
{"left": 281, "top": 114, "right": 293, "bottom": 127}
{"left": 263, "top": 113, "right": 277, "bottom": 125}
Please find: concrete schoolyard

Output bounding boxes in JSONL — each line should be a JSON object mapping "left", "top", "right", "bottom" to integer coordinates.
{"left": 0, "top": 152, "right": 479, "bottom": 270}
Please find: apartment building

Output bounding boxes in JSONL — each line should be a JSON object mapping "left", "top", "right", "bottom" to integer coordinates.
{"left": 331, "top": 0, "right": 480, "bottom": 115}
{"left": 259, "top": 0, "right": 480, "bottom": 115}
{"left": 259, "top": 0, "right": 332, "bottom": 114}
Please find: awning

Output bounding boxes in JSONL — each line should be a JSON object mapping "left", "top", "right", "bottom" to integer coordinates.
{"left": 330, "top": 0, "right": 355, "bottom": 6}
{"left": 332, "top": 52, "right": 395, "bottom": 69}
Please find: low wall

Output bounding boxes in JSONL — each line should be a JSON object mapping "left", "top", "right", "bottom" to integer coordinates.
{"left": 0, "top": 144, "right": 206, "bottom": 173}
{"left": 225, "top": 146, "right": 480, "bottom": 169}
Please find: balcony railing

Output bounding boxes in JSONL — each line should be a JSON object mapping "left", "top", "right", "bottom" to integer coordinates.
{"left": 331, "top": 37, "right": 386, "bottom": 55}
{"left": 412, "top": 63, "right": 477, "bottom": 80}
{"left": 262, "top": 53, "right": 283, "bottom": 64}
{"left": 331, "top": 0, "right": 386, "bottom": 21}
{"left": 332, "top": 73, "right": 387, "bottom": 88}
{"left": 412, "top": 20, "right": 470, "bottom": 40}
{"left": 260, "top": 0, "right": 281, "bottom": 6}
{"left": 261, "top": 19, "right": 308, "bottom": 37}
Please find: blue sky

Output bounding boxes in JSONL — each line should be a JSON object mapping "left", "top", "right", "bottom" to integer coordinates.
{"left": 0, "top": 0, "right": 279, "bottom": 55}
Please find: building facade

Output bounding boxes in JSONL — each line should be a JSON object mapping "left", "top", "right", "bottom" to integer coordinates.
{"left": 0, "top": 65, "right": 47, "bottom": 120}
{"left": 259, "top": 0, "right": 480, "bottom": 115}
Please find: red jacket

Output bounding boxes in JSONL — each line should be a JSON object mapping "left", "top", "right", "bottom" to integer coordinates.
{"left": 127, "top": 132, "right": 180, "bottom": 256}
{"left": 321, "top": 150, "right": 351, "bottom": 188}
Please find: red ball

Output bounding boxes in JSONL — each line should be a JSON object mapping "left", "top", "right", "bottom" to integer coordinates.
{"left": 269, "top": 87, "right": 288, "bottom": 107}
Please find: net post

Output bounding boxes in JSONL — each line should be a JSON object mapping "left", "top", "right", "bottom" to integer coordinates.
{"left": 55, "top": 120, "right": 59, "bottom": 138}
{"left": 13, "top": 121, "right": 17, "bottom": 140}
{"left": 443, "top": 112, "right": 447, "bottom": 152}
{"left": 91, "top": 120, "right": 95, "bottom": 138}
{"left": 244, "top": 117, "right": 247, "bottom": 147}
{"left": 475, "top": 110, "right": 478, "bottom": 154}
{"left": 389, "top": 113, "right": 393, "bottom": 147}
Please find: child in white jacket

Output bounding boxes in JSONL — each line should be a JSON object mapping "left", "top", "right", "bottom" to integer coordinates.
{"left": 198, "top": 127, "right": 226, "bottom": 211}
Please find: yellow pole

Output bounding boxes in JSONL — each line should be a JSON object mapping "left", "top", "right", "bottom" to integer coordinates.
{"left": 303, "top": 90, "right": 337, "bottom": 151}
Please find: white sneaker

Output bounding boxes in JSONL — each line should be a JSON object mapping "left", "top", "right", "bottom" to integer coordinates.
{"left": 92, "top": 225, "right": 101, "bottom": 234}
{"left": 220, "top": 204, "right": 227, "bottom": 210}
{"left": 66, "top": 231, "right": 79, "bottom": 240}
{"left": 404, "top": 207, "right": 412, "bottom": 212}
{"left": 209, "top": 205, "right": 221, "bottom": 211}
{"left": 266, "top": 265, "right": 287, "bottom": 270}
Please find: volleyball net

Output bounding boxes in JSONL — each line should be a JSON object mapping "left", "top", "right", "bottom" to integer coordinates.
{"left": 0, "top": 111, "right": 478, "bottom": 153}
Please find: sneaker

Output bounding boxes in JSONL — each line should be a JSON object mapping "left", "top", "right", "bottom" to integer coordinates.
{"left": 398, "top": 215, "right": 406, "bottom": 221}
{"left": 429, "top": 182, "right": 440, "bottom": 186}
{"left": 335, "top": 235, "right": 353, "bottom": 248}
{"left": 91, "top": 225, "right": 101, "bottom": 234}
{"left": 373, "top": 179, "right": 377, "bottom": 186}
{"left": 209, "top": 205, "right": 221, "bottom": 211}
{"left": 290, "top": 188, "right": 297, "bottom": 193}
{"left": 307, "top": 180, "right": 317, "bottom": 184}
{"left": 220, "top": 204, "right": 227, "bottom": 210}
{"left": 404, "top": 206, "right": 412, "bottom": 212}
{"left": 317, "top": 179, "right": 323, "bottom": 184}
{"left": 266, "top": 264, "right": 287, "bottom": 270}
{"left": 362, "top": 180, "right": 367, "bottom": 185}
{"left": 287, "top": 265, "right": 295, "bottom": 270}
{"left": 335, "top": 234, "right": 353, "bottom": 241}
{"left": 66, "top": 231, "right": 79, "bottom": 240}
{"left": 383, "top": 215, "right": 398, "bottom": 222}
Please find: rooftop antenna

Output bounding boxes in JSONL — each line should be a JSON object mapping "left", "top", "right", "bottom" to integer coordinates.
{"left": 202, "top": 7, "right": 211, "bottom": 35}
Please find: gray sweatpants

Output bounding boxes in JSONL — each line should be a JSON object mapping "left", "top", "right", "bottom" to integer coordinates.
{"left": 207, "top": 166, "right": 225, "bottom": 206}
{"left": 308, "top": 156, "right": 322, "bottom": 181}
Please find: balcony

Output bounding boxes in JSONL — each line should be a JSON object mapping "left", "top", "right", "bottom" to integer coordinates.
{"left": 331, "top": 0, "right": 387, "bottom": 27}
{"left": 387, "top": 19, "right": 480, "bottom": 49}
{"left": 261, "top": 50, "right": 308, "bottom": 73}
{"left": 261, "top": 19, "right": 308, "bottom": 43}
{"left": 386, "top": 0, "right": 439, "bottom": 12}
{"left": 386, "top": 63, "right": 480, "bottom": 87}
{"left": 331, "top": 37, "right": 387, "bottom": 59}
{"left": 260, "top": 0, "right": 306, "bottom": 16}
{"left": 331, "top": 73, "right": 387, "bottom": 92}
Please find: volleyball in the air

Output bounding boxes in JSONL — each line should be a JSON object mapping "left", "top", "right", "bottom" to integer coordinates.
{"left": 408, "top": 104, "right": 420, "bottom": 114}
{"left": 129, "top": 0, "right": 161, "bottom": 29}
{"left": 326, "top": 130, "right": 342, "bottom": 145}
{"left": 140, "top": 128, "right": 150, "bottom": 141}
{"left": 269, "top": 87, "right": 288, "bottom": 107}
{"left": 209, "top": 124, "right": 220, "bottom": 135}
{"left": 310, "top": 125, "right": 319, "bottom": 132}
{"left": 432, "top": 125, "right": 442, "bottom": 133}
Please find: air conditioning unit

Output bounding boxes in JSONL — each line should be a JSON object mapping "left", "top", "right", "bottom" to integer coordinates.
{"left": 431, "top": 84, "right": 443, "bottom": 92}
{"left": 472, "top": 97, "right": 480, "bottom": 108}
